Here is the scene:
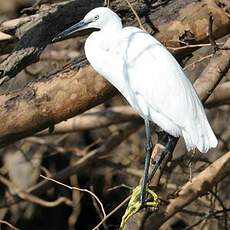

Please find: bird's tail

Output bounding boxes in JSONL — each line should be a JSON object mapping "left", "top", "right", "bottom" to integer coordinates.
{"left": 182, "top": 107, "right": 218, "bottom": 153}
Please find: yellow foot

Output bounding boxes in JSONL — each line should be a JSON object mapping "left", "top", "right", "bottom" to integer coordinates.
{"left": 120, "top": 185, "right": 159, "bottom": 229}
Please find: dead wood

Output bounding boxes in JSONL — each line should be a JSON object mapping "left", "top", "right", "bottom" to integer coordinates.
{"left": 205, "top": 81, "right": 230, "bottom": 108}
{"left": 29, "top": 122, "right": 141, "bottom": 196}
{"left": 37, "top": 85, "right": 230, "bottom": 136}
{"left": 0, "top": 121, "right": 141, "bottom": 208}
{"left": 0, "top": 174, "right": 73, "bottom": 208}
{"left": 0, "top": 65, "right": 116, "bottom": 148}
{"left": 151, "top": 0, "right": 230, "bottom": 48}
{"left": 143, "top": 151, "right": 230, "bottom": 230}
{"left": 0, "top": 0, "right": 103, "bottom": 79}
{"left": 37, "top": 106, "right": 140, "bottom": 135}
{"left": 194, "top": 38, "right": 230, "bottom": 102}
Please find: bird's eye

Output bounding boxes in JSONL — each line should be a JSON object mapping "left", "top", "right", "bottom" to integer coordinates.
{"left": 94, "top": 15, "right": 99, "bottom": 20}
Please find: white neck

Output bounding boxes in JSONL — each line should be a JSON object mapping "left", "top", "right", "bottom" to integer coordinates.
{"left": 99, "top": 16, "right": 122, "bottom": 32}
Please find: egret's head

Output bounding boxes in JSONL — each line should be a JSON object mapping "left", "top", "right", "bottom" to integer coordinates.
{"left": 53, "top": 7, "right": 122, "bottom": 42}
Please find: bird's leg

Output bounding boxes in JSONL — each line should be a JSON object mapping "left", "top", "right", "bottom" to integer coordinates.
{"left": 147, "top": 131, "right": 178, "bottom": 184}
{"left": 147, "top": 149, "right": 167, "bottom": 183}
{"left": 120, "top": 123, "right": 164, "bottom": 229}
{"left": 140, "top": 118, "right": 153, "bottom": 204}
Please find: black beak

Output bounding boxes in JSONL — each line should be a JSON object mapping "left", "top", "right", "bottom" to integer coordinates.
{"left": 52, "top": 19, "right": 90, "bottom": 42}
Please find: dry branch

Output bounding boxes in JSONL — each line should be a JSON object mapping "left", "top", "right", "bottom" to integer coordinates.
{"left": 0, "top": 1, "right": 228, "bottom": 148}
{"left": 29, "top": 122, "right": 141, "bottom": 196}
{"left": 0, "top": 220, "right": 20, "bottom": 230}
{"left": 0, "top": 65, "right": 116, "bottom": 147}
{"left": 0, "top": 0, "right": 102, "bottom": 78}
{"left": 0, "top": 32, "right": 13, "bottom": 41}
{"left": 38, "top": 87, "right": 230, "bottom": 136}
{"left": 150, "top": 0, "right": 230, "bottom": 48}
{"left": 37, "top": 106, "right": 139, "bottom": 135}
{"left": 0, "top": 174, "right": 72, "bottom": 208}
{"left": 143, "top": 151, "right": 230, "bottom": 229}
{"left": 205, "top": 81, "right": 230, "bottom": 107}
{"left": 194, "top": 38, "right": 230, "bottom": 102}
{"left": 0, "top": 122, "right": 141, "bottom": 209}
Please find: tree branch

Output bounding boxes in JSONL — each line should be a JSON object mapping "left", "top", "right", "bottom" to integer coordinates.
{"left": 0, "top": 65, "right": 117, "bottom": 148}
{"left": 0, "top": 0, "right": 102, "bottom": 79}
{"left": 143, "top": 151, "right": 230, "bottom": 229}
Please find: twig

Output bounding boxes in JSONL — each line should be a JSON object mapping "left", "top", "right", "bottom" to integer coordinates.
{"left": 104, "top": 0, "right": 110, "bottom": 7}
{"left": 26, "top": 136, "right": 84, "bottom": 156}
{"left": 210, "top": 190, "right": 228, "bottom": 230}
{"left": 92, "top": 195, "right": 131, "bottom": 230}
{"left": 0, "top": 174, "right": 72, "bottom": 208}
{"left": 0, "top": 220, "right": 21, "bottom": 230}
{"left": 90, "top": 185, "right": 108, "bottom": 230}
{"left": 151, "top": 0, "right": 170, "bottom": 9}
{"left": 107, "top": 184, "right": 133, "bottom": 192}
{"left": 124, "top": 0, "right": 146, "bottom": 31}
{"left": 167, "top": 42, "right": 224, "bottom": 52}
{"left": 21, "top": 0, "right": 45, "bottom": 14}
{"left": 40, "top": 174, "right": 106, "bottom": 218}
{"left": 183, "top": 54, "right": 213, "bottom": 70}
{"left": 184, "top": 209, "right": 230, "bottom": 230}
{"left": 208, "top": 12, "right": 218, "bottom": 53}
{"left": 68, "top": 172, "right": 81, "bottom": 230}
{"left": 28, "top": 122, "right": 141, "bottom": 196}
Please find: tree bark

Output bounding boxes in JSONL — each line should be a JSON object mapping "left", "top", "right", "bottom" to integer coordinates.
{"left": 0, "top": 65, "right": 116, "bottom": 147}
{"left": 144, "top": 151, "right": 230, "bottom": 230}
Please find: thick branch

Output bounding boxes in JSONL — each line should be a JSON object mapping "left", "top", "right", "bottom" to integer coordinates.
{"left": 205, "top": 81, "right": 230, "bottom": 107}
{"left": 0, "top": 0, "right": 102, "bottom": 78}
{"left": 144, "top": 151, "right": 230, "bottom": 229}
{"left": 0, "top": 65, "right": 117, "bottom": 147}
{"left": 194, "top": 39, "right": 230, "bottom": 102}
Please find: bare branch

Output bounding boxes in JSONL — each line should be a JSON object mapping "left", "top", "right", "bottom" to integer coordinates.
{"left": 40, "top": 174, "right": 106, "bottom": 218}
{"left": 143, "top": 151, "right": 230, "bottom": 229}
{"left": 0, "top": 0, "right": 102, "bottom": 79}
{"left": 37, "top": 106, "right": 139, "bottom": 135}
{"left": 194, "top": 38, "right": 230, "bottom": 102}
{"left": 205, "top": 81, "right": 230, "bottom": 108}
{"left": 0, "top": 65, "right": 117, "bottom": 148}
{"left": 0, "top": 174, "right": 73, "bottom": 208}
{"left": 0, "top": 220, "right": 21, "bottom": 230}
{"left": 29, "top": 122, "right": 141, "bottom": 196}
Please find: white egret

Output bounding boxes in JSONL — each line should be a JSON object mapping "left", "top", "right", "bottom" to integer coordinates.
{"left": 53, "top": 7, "right": 217, "bottom": 226}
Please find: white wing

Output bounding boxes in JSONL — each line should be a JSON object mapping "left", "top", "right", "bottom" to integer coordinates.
{"left": 86, "top": 27, "right": 217, "bottom": 152}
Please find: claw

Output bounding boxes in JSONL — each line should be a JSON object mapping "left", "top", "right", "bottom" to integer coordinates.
{"left": 120, "top": 185, "right": 159, "bottom": 229}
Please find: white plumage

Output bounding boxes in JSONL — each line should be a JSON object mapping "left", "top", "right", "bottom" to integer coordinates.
{"left": 57, "top": 7, "right": 217, "bottom": 153}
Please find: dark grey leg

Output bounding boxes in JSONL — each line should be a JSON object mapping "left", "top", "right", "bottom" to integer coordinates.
{"left": 147, "top": 132, "right": 178, "bottom": 183}
{"left": 140, "top": 118, "right": 153, "bottom": 204}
